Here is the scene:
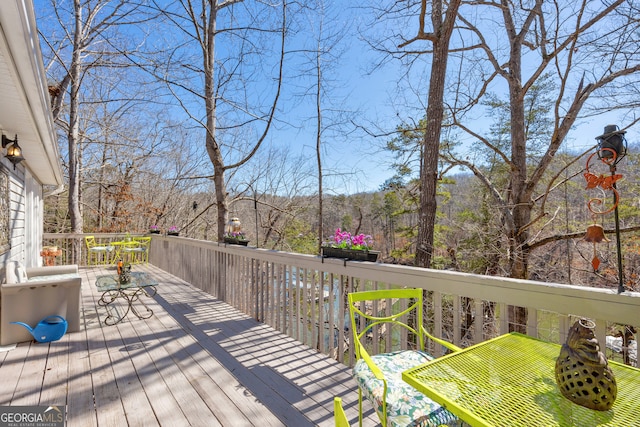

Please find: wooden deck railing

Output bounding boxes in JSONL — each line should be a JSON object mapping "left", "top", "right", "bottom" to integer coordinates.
{"left": 44, "top": 233, "right": 640, "bottom": 367}
{"left": 43, "top": 233, "right": 148, "bottom": 266}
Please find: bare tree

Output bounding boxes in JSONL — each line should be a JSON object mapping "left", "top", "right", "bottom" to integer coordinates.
{"left": 433, "top": 1, "right": 640, "bottom": 331}
{"left": 153, "top": 0, "right": 287, "bottom": 240}
{"left": 39, "top": 0, "right": 156, "bottom": 234}
{"left": 445, "top": 0, "right": 640, "bottom": 280}
{"left": 290, "top": 1, "right": 350, "bottom": 251}
{"left": 379, "top": 0, "right": 463, "bottom": 267}
{"left": 233, "top": 146, "right": 316, "bottom": 250}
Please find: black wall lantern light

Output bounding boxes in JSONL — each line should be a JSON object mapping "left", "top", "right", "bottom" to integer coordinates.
{"left": 1, "top": 134, "right": 24, "bottom": 169}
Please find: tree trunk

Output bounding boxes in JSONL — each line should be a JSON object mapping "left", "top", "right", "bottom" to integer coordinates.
{"left": 416, "top": 78, "right": 443, "bottom": 267}
{"left": 506, "top": 20, "right": 530, "bottom": 332}
{"left": 199, "top": 1, "right": 284, "bottom": 241}
{"left": 68, "top": 0, "right": 83, "bottom": 235}
{"left": 201, "top": 4, "right": 229, "bottom": 241}
{"left": 415, "top": 0, "right": 462, "bottom": 267}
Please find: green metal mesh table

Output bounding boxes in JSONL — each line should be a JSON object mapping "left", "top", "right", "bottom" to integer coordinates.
{"left": 402, "top": 332, "right": 640, "bottom": 427}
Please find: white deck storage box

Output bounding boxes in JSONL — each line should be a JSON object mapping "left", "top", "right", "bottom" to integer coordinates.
{"left": 1, "top": 263, "right": 81, "bottom": 345}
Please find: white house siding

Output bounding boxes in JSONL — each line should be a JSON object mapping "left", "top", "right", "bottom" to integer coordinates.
{"left": 1, "top": 165, "right": 25, "bottom": 267}
{"left": 0, "top": 164, "right": 45, "bottom": 268}
{"left": 25, "top": 170, "right": 41, "bottom": 267}
{"left": 0, "top": 1, "right": 63, "bottom": 271}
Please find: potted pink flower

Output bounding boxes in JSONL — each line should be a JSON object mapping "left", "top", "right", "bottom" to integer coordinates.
{"left": 321, "top": 228, "right": 378, "bottom": 262}
{"left": 167, "top": 226, "right": 179, "bottom": 236}
{"left": 223, "top": 231, "right": 249, "bottom": 246}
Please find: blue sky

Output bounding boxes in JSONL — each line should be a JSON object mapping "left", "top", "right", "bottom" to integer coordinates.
{"left": 260, "top": 2, "right": 640, "bottom": 195}
{"left": 32, "top": 0, "right": 638, "bottom": 196}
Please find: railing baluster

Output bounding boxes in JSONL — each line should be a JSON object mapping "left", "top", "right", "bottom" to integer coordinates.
{"left": 42, "top": 233, "right": 640, "bottom": 367}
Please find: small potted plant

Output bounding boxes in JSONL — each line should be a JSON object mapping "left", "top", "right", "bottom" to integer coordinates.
{"left": 224, "top": 231, "right": 249, "bottom": 246}
{"left": 321, "top": 228, "right": 379, "bottom": 262}
{"left": 167, "top": 226, "right": 180, "bottom": 236}
{"left": 149, "top": 225, "right": 160, "bottom": 234}
{"left": 117, "top": 260, "right": 132, "bottom": 284}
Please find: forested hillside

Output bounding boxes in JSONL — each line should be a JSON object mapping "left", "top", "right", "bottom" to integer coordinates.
{"left": 45, "top": 144, "right": 640, "bottom": 293}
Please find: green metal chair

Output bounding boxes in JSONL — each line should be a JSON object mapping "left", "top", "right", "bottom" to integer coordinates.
{"left": 122, "top": 237, "right": 151, "bottom": 264}
{"left": 84, "top": 236, "right": 114, "bottom": 265}
{"left": 348, "top": 288, "right": 462, "bottom": 427}
{"left": 334, "top": 397, "right": 350, "bottom": 427}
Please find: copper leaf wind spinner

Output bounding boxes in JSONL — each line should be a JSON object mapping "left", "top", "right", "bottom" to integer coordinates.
{"left": 583, "top": 151, "right": 622, "bottom": 272}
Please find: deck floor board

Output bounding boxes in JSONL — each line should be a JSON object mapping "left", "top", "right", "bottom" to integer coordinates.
{"left": 0, "top": 265, "right": 377, "bottom": 426}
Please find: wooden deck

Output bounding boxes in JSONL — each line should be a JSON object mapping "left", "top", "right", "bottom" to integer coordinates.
{"left": 0, "top": 265, "right": 378, "bottom": 426}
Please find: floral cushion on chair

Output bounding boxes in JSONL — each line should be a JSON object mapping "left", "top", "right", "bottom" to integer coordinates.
{"left": 353, "top": 350, "right": 460, "bottom": 427}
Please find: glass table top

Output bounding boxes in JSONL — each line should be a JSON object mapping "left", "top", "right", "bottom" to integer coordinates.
{"left": 95, "top": 271, "right": 158, "bottom": 292}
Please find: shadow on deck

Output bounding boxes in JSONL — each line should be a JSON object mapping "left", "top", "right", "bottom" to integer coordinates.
{"left": 0, "top": 265, "right": 378, "bottom": 426}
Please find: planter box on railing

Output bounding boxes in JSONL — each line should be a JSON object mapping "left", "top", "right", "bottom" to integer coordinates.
{"left": 321, "top": 246, "right": 379, "bottom": 262}
{"left": 223, "top": 237, "right": 249, "bottom": 246}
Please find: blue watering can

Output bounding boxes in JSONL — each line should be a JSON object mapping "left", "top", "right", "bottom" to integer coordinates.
{"left": 10, "top": 315, "right": 68, "bottom": 343}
